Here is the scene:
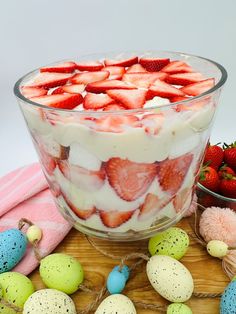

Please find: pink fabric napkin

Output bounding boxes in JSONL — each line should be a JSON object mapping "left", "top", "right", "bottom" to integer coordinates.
{"left": 0, "top": 163, "right": 72, "bottom": 275}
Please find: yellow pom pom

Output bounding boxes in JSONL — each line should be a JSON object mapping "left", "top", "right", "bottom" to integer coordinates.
{"left": 26, "top": 225, "right": 42, "bottom": 244}
{"left": 207, "top": 240, "right": 228, "bottom": 258}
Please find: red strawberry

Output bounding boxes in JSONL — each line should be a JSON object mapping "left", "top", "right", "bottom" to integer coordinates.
{"left": 105, "top": 158, "right": 157, "bottom": 201}
{"left": 161, "top": 61, "right": 194, "bottom": 74}
{"left": 28, "top": 72, "right": 74, "bottom": 89}
{"left": 93, "top": 115, "right": 139, "bottom": 133}
{"left": 84, "top": 93, "right": 115, "bottom": 110}
{"left": 38, "top": 148, "right": 56, "bottom": 176}
{"left": 71, "top": 71, "right": 109, "bottom": 85}
{"left": 147, "top": 80, "right": 185, "bottom": 99}
{"left": 122, "top": 72, "right": 167, "bottom": 88}
{"left": 126, "top": 64, "right": 147, "bottom": 73}
{"left": 63, "top": 194, "right": 96, "bottom": 220}
{"left": 173, "top": 188, "right": 191, "bottom": 213}
{"left": 139, "top": 193, "right": 160, "bottom": 218}
{"left": 174, "top": 98, "right": 207, "bottom": 112}
{"left": 21, "top": 86, "right": 47, "bottom": 98}
{"left": 203, "top": 144, "right": 224, "bottom": 170}
{"left": 103, "top": 104, "right": 126, "bottom": 111}
{"left": 165, "top": 72, "right": 205, "bottom": 86}
{"left": 86, "top": 79, "right": 136, "bottom": 93}
{"left": 31, "top": 94, "right": 83, "bottom": 109}
{"left": 141, "top": 113, "right": 164, "bottom": 135}
{"left": 139, "top": 57, "right": 170, "bottom": 72}
{"left": 102, "top": 66, "right": 125, "bottom": 80}
{"left": 223, "top": 142, "right": 236, "bottom": 171}
{"left": 218, "top": 164, "right": 235, "bottom": 179}
{"left": 104, "top": 56, "right": 138, "bottom": 67}
{"left": 180, "top": 78, "right": 215, "bottom": 96}
{"left": 199, "top": 166, "right": 220, "bottom": 192}
{"left": 51, "top": 87, "right": 64, "bottom": 95}
{"left": 99, "top": 210, "right": 134, "bottom": 228}
{"left": 170, "top": 96, "right": 189, "bottom": 103}
{"left": 219, "top": 175, "right": 236, "bottom": 198}
{"left": 76, "top": 61, "right": 103, "bottom": 71}
{"left": 157, "top": 154, "right": 193, "bottom": 195}
{"left": 40, "top": 61, "right": 77, "bottom": 73}
{"left": 51, "top": 84, "right": 85, "bottom": 95}
{"left": 106, "top": 89, "right": 147, "bottom": 109}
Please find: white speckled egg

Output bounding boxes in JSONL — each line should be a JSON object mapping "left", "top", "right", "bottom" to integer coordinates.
{"left": 146, "top": 255, "right": 194, "bottom": 302}
{"left": 23, "top": 289, "right": 76, "bottom": 314}
{"left": 95, "top": 294, "right": 136, "bottom": 314}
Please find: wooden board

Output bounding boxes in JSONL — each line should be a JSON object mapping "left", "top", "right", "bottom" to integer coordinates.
{"left": 29, "top": 218, "right": 228, "bottom": 313}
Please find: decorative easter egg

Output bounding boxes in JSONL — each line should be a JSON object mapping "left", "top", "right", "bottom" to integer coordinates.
{"left": 107, "top": 270, "right": 126, "bottom": 294}
{"left": 220, "top": 280, "right": 236, "bottom": 314}
{"left": 39, "top": 253, "right": 84, "bottom": 294}
{"left": 146, "top": 255, "right": 194, "bottom": 302}
{"left": 207, "top": 240, "right": 228, "bottom": 258}
{"left": 113, "top": 265, "right": 130, "bottom": 281}
{"left": 23, "top": 289, "right": 76, "bottom": 314}
{"left": 148, "top": 227, "right": 189, "bottom": 260}
{"left": 95, "top": 294, "right": 136, "bottom": 314}
{"left": 232, "top": 276, "right": 236, "bottom": 282}
{"left": 0, "top": 229, "right": 27, "bottom": 273}
{"left": 0, "top": 272, "right": 34, "bottom": 313}
{"left": 26, "top": 225, "right": 42, "bottom": 244}
{"left": 167, "top": 303, "right": 193, "bottom": 314}
{"left": 0, "top": 283, "right": 3, "bottom": 299}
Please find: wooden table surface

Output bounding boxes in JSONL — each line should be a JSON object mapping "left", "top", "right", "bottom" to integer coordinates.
{"left": 29, "top": 218, "right": 228, "bottom": 314}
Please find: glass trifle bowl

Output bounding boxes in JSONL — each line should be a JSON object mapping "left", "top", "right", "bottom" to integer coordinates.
{"left": 14, "top": 51, "right": 227, "bottom": 241}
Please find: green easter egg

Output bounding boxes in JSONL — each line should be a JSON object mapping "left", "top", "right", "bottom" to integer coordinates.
{"left": 0, "top": 272, "right": 34, "bottom": 314}
{"left": 40, "top": 253, "right": 84, "bottom": 294}
{"left": 0, "top": 284, "right": 3, "bottom": 299}
{"left": 148, "top": 227, "right": 189, "bottom": 260}
{"left": 207, "top": 240, "right": 228, "bottom": 258}
{"left": 232, "top": 276, "right": 236, "bottom": 282}
{"left": 167, "top": 303, "right": 192, "bottom": 314}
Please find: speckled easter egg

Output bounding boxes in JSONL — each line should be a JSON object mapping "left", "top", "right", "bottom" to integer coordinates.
{"left": 95, "top": 294, "right": 136, "bottom": 314}
{"left": 0, "top": 229, "right": 27, "bottom": 273}
{"left": 39, "top": 253, "right": 84, "bottom": 294}
{"left": 220, "top": 280, "right": 236, "bottom": 314}
{"left": 148, "top": 227, "right": 189, "bottom": 260}
{"left": 146, "top": 255, "right": 194, "bottom": 302}
{"left": 23, "top": 289, "right": 76, "bottom": 314}
{"left": 167, "top": 303, "right": 193, "bottom": 314}
{"left": 0, "top": 272, "right": 34, "bottom": 313}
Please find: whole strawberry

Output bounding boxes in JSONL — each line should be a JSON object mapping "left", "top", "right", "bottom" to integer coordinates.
{"left": 203, "top": 143, "right": 224, "bottom": 170}
{"left": 220, "top": 174, "right": 236, "bottom": 199}
{"left": 199, "top": 166, "right": 220, "bottom": 192}
{"left": 223, "top": 142, "right": 236, "bottom": 171}
{"left": 218, "top": 164, "right": 235, "bottom": 179}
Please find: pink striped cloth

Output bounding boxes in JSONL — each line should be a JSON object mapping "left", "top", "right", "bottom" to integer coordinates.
{"left": 0, "top": 163, "right": 72, "bottom": 275}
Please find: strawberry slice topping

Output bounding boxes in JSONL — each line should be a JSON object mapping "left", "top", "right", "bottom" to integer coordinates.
{"left": 86, "top": 79, "right": 136, "bottom": 93}
{"left": 99, "top": 210, "right": 135, "bottom": 228}
{"left": 84, "top": 93, "right": 115, "bottom": 110}
{"left": 103, "top": 104, "right": 126, "bottom": 111}
{"left": 147, "top": 80, "right": 185, "bottom": 99}
{"left": 31, "top": 94, "right": 83, "bottom": 109}
{"left": 71, "top": 71, "right": 109, "bottom": 85}
{"left": 93, "top": 115, "right": 139, "bottom": 133}
{"left": 170, "top": 96, "right": 189, "bottom": 103}
{"left": 29, "top": 72, "right": 74, "bottom": 89}
{"left": 161, "top": 61, "right": 194, "bottom": 74}
{"left": 157, "top": 154, "right": 193, "bottom": 196}
{"left": 40, "top": 61, "right": 77, "bottom": 73}
{"left": 63, "top": 194, "right": 96, "bottom": 220}
{"left": 105, "top": 158, "right": 157, "bottom": 201}
{"left": 76, "top": 61, "right": 103, "bottom": 71}
{"left": 174, "top": 98, "right": 208, "bottom": 112}
{"left": 139, "top": 57, "right": 170, "bottom": 72}
{"left": 165, "top": 72, "right": 205, "bottom": 86}
{"left": 102, "top": 66, "right": 125, "bottom": 80}
{"left": 21, "top": 86, "right": 47, "bottom": 98}
{"left": 51, "top": 84, "right": 85, "bottom": 95}
{"left": 107, "top": 89, "right": 147, "bottom": 109}
{"left": 122, "top": 72, "right": 167, "bottom": 88}
{"left": 126, "top": 64, "right": 147, "bottom": 73}
{"left": 104, "top": 56, "right": 138, "bottom": 67}
{"left": 180, "top": 78, "right": 215, "bottom": 96}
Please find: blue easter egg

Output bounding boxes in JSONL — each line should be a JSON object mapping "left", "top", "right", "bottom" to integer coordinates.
{"left": 107, "top": 270, "right": 126, "bottom": 294}
{"left": 220, "top": 280, "right": 236, "bottom": 314}
{"left": 113, "top": 265, "right": 130, "bottom": 282}
{"left": 0, "top": 229, "right": 27, "bottom": 273}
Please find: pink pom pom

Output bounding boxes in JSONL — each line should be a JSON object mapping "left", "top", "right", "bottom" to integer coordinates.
{"left": 184, "top": 193, "right": 197, "bottom": 217}
{"left": 199, "top": 207, "right": 236, "bottom": 247}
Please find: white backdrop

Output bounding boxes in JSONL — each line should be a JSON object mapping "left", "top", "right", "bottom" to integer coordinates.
{"left": 1, "top": 0, "right": 235, "bottom": 176}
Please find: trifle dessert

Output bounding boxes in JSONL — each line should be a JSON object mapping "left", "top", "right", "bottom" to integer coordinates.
{"left": 14, "top": 51, "right": 227, "bottom": 240}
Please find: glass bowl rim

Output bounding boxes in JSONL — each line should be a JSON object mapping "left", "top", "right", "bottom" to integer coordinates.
{"left": 197, "top": 182, "right": 236, "bottom": 203}
{"left": 14, "top": 50, "right": 228, "bottom": 114}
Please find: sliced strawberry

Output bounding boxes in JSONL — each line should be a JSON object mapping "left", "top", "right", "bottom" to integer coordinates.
{"left": 102, "top": 66, "right": 125, "bottom": 80}
{"left": 39, "top": 150, "right": 56, "bottom": 176}
{"left": 31, "top": 94, "right": 83, "bottom": 109}
{"left": 122, "top": 72, "right": 167, "bottom": 88}
{"left": 51, "top": 84, "right": 85, "bottom": 95}
{"left": 174, "top": 99, "right": 207, "bottom": 112}
{"left": 76, "top": 61, "right": 103, "bottom": 71}
{"left": 93, "top": 115, "right": 139, "bottom": 133}
{"left": 28, "top": 72, "right": 74, "bottom": 89}
{"left": 103, "top": 104, "right": 126, "bottom": 111}
{"left": 105, "top": 158, "right": 157, "bottom": 201}
{"left": 157, "top": 154, "right": 193, "bottom": 196}
{"left": 40, "top": 61, "right": 77, "bottom": 73}
{"left": 86, "top": 79, "right": 136, "bottom": 93}
{"left": 63, "top": 194, "right": 96, "bottom": 220}
{"left": 51, "top": 87, "right": 64, "bottom": 95}
{"left": 141, "top": 113, "right": 164, "bottom": 135}
{"left": 173, "top": 188, "right": 191, "bottom": 213}
{"left": 139, "top": 193, "right": 160, "bottom": 217}
{"left": 180, "top": 78, "right": 215, "bottom": 96}
{"left": 170, "top": 96, "right": 189, "bottom": 103}
{"left": 71, "top": 71, "right": 109, "bottom": 85}
{"left": 84, "top": 93, "right": 115, "bottom": 110}
{"left": 99, "top": 210, "right": 134, "bottom": 228}
{"left": 161, "top": 61, "right": 194, "bottom": 74}
{"left": 126, "top": 64, "right": 147, "bottom": 73}
{"left": 165, "top": 72, "right": 205, "bottom": 86}
{"left": 147, "top": 80, "right": 185, "bottom": 99}
{"left": 104, "top": 56, "right": 138, "bottom": 67}
{"left": 106, "top": 89, "right": 147, "bottom": 109}
{"left": 139, "top": 57, "right": 170, "bottom": 72}
{"left": 21, "top": 86, "right": 47, "bottom": 98}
